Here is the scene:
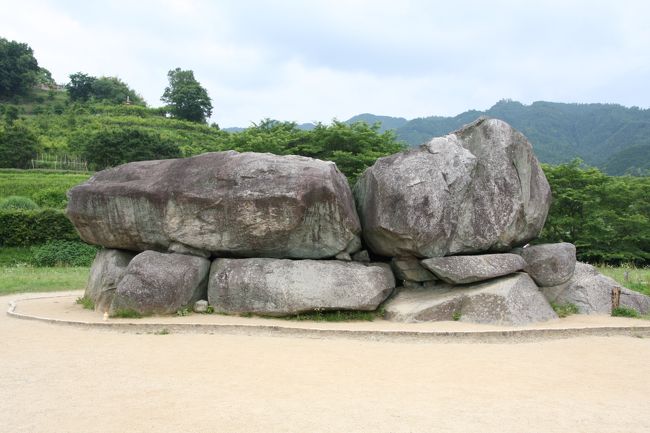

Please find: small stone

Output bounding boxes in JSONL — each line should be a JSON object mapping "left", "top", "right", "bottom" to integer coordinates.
{"left": 193, "top": 300, "right": 209, "bottom": 313}
{"left": 335, "top": 252, "right": 352, "bottom": 261}
{"left": 421, "top": 253, "right": 526, "bottom": 284}
{"left": 352, "top": 250, "right": 370, "bottom": 263}
{"left": 391, "top": 257, "right": 436, "bottom": 282}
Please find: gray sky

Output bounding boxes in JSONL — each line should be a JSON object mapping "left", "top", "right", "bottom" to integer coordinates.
{"left": 2, "top": 0, "right": 649, "bottom": 127}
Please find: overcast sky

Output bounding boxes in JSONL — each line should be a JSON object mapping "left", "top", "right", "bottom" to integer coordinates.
{"left": 2, "top": 0, "right": 649, "bottom": 126}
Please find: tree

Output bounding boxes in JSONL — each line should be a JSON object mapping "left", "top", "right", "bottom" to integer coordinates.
{"left": 91, "top": 76, "right": 145, "bottom": 105}
{"left": 80, "top": 127, "right": 181, "bottom": 169}
{"left": 161, "top": 68, "right": 212, "bottom": 123}
{"left": 66, "top": 72, "right": 96, "bottom": 102}
{"left": 0, "top": 122, "right": 40, "bottom": 168}
{"left": 0, "top": 37, "right": 41, "bottom": 98}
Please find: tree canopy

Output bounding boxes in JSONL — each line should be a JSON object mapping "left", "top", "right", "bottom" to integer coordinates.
{"left": 67, "top": 72, "right": 145, "bottom": 105}
{"left": 0, "top": 37, "right": 41, "bottom": 98}
{"left": 161, "top": 68, "right": 212, "bottom": 123}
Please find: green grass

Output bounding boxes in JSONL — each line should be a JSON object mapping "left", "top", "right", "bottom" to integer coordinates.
{"left": 551, "top": 302, "right": 580, "bottom": 318}
{"left": 75, "top": 295, "right": 95, "bottom": 310}
{"left": 596, "top": 264, "right": 650, "bottom": 296}
{"left": 611, "top": 306, "right": 640, "bottom": 318}
{"left": 110, "top": 309, "right": 143, "bottom": 319}
{"left": 0, "top": 169, "right": 90, "bottom": 201}
{"left": 0, "top": 247, "right": 33, "bottom": 266}
{"left": 287, "top": 308, "right": 384, "bottom": 322}
{"left": 0, "top": 265, "right": 89, "bottom": 295}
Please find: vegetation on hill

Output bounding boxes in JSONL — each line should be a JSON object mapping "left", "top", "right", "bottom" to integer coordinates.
{"left": 376, "top": 100, "right": 650, "bottom": 175}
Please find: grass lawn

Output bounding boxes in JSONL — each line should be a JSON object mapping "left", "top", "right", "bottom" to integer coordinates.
{"left": 0, "top": 265, "right": 88, "bottom": 296}
{"left": 596, "top": 265, "right": 650, "bottom": 297}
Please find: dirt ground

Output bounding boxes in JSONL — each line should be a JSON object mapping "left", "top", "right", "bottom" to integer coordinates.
{"left": 2, "top": 292, "right": 650, "bottom": 433}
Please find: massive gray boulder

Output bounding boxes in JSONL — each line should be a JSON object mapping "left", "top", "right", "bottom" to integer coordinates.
{"left": 354, "top": 118, "right": 551, "bottom": 257}
{"left": 513, "top": 242, "right": 576, "bottom": 287}
{"left": 110, "top": 251, "right": 210, "bottom": 315}
{"left": 208, "top": 258, "right": 395, "bottom": 316}
{"left": 84, "top": 249, "right": 136, "bottom": 312}
{"left": 420, "top": 253, "right": 526, "bottom": 284}
{"left": 385, "top": 273, "right": 557, "bottom": 325}
{"left": 542, "top": 262, "right": 650, "bottom": 315}
{"left": 67, "top": 151, "right": 361, "bottom": 259}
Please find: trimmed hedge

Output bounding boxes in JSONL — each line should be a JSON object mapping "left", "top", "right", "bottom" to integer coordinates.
{"left": 31, "top": 240, "right": 98, "bottom": 267}
{"left": 0, "top": 209, "right": 79, "bottom": 246}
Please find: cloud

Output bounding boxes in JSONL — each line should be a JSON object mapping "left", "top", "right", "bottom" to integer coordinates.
{"left": 1, "top": 0, "right": 649, "bottom": 126}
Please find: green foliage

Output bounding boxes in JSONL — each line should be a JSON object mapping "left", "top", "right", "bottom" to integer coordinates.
{"left": 0, "top": 37, "right": 40, "bottom": 98}
{"left": 611, "top": 306, "right": 640, "bottom": 318}
{"left": 176, "top": 307, "right": 191, "bottom": 317}
{"left": 0, "top": 169, "right": 89, "bottom": 202}
{"left": 32, "top": 187, "right": 68, "bottom": 208}
{"left": 76, "top": 295, "right": 95, "bottom": 310}
{"left": 0, "top": 265, "right": 88, "bottom": 295}
{"left": 66, "top": 72, "right": 95, "bottom": 102}
{"left": 288, "top": 308, "right": 382, "bottom": 322}
{"left": 0, "top": 208, "right": 79, "bottom": 246}
{"left": 0, "top": 195, "right": 39, "bottom": 210}
{"left": 391, "top": 100, "right": 650, "bottom": 175}
{"left": 161, "top": 68, "right": 212, "bottom": 123}
{"left": 0, "top": 247, "right": 33, "bottom": 266}
{"left": 30, "top": 240, "right": 98, "bottom": 267}
{"left": 452, "top": 311, "right": 462, "bottom": 321}
{"left": 111, "top": 308, "right": 143, "bottom": 319}
{"left": 89, "top": 76, "right": 145, "bottom": 106}
{"left": 550, "top": 302, "right": 579, "bottom": 318}
{"left": 0, "top": 122, "right": 41, "bottom": 168}
{"left": 78, "top": 127, "right": 181, "bottom": 170}
{"left": 539, "top": 160, "right": 650, "bottom": 265}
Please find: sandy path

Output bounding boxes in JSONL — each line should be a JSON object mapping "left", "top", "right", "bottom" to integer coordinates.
{"left": 2, "top": 292, "right": 650, "bottom": 433}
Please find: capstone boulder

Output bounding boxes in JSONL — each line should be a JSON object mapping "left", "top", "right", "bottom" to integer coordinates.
{"left": 354, "top": 118, "right": 551, "bottom": 257}
{"left": 67, "top": 151, "right": 361, "bottom": 259}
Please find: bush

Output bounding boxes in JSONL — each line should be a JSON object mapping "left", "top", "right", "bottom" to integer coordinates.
{"left": 0, "top": 208, "right": 79, "bottom": 246}
{"left": 30, "top": 240, "right": 98, "bottom": 267}
{"left": 32, "top": 188, "right": 67, "bottom": 208}
{"left": 611, "top": 306, "right": 640, "bottom": 318}
{"left": 0, "top": 195, "right": 39, "bottom": 210}
{"left": 551, "top": 302, "right": 580, "bottom": 318}
{"left": 0, "top": 123, "right": 40, "bottom": 168}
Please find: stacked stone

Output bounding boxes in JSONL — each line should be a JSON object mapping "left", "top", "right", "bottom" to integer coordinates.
{"left": 67, "top": 118, "right": 650, "bottom": 324}
{"left": 68, "top": 151, "right": 395, "bottom": 317}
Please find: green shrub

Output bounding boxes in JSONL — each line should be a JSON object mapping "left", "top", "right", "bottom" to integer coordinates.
{"left": 76, "top": 295, "right": 95, "bottom": 310}
{"left": 551, "top": 302, "right": 580, "bottom": 318}
{"left": 0, "top": 208, "right": 79, "bottom": 246}
{"left": 30, "top": 240, "right": 97, "bottom": 267}
{"left": 0, "top": 195, "right": 39, "bottom": 210}
{"left": 32, "top": 188, "right": 68, "bottom": 209}
{"left": 611, "top": 306, "right": 640, "bottom": 318}
{"left": 111, "top": 309, "right": 143, "bottom": 319}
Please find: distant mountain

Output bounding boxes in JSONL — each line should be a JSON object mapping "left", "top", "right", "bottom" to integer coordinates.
{"left": 346, "top": 100, "right": 650, "bottom": 175}
{"left": 344, "top": 113, "right": 408, "bottom": 132}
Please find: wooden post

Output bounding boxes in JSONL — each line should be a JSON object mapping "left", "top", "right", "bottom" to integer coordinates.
{"left": 611, "top": 287, "right": 621, "bottom": 310}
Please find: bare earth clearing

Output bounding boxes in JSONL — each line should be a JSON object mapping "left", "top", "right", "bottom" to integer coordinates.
{"left": 2, "top": 292, "right": 650, "bottom": 433}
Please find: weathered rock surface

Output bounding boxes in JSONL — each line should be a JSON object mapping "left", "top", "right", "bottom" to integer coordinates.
{"left": 542, "top": 262, "right": 650, "bottom": 315}
{"left": 84, "top": 249, "right": 136, "bottom": 312}
{"left": 354, "top": 118, "right": 551, "bottom": 257}
{"left": 208, "top": 258, "right": 395, "bottom": 316}
{"left": 385, "top": 273, "right": 557, "bottom": 325}
{"left": 420, "top": 253, "right": 525, "bottom": 284}
{"left": 193, "top": 300, "right": 209, "bottom": 313}
{"left": 391, "top": 257, "right": 437, "bottom": 282}
{"left": 110, "top": 251, "right": 210, "bottom": 315}
{"left": 513, "top": 242, "right": 576, "bottom": 287}
{"left": 67, "top": 151, "right": 361, "bottom": 259}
